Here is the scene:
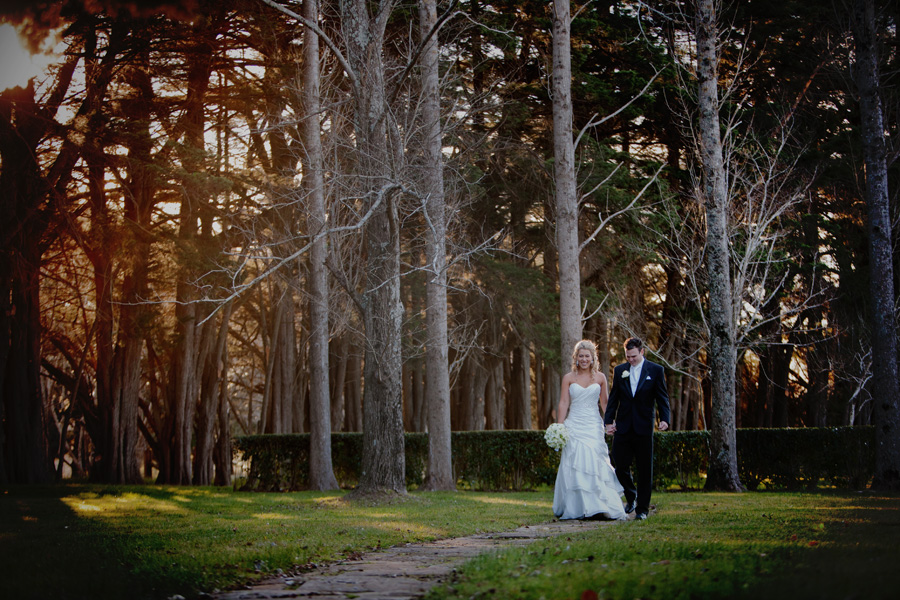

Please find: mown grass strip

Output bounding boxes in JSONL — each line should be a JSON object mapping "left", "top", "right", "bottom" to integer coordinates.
{"left": 3, "top": 486, "right": 898, "bottom": 600}
{"left": 424, "top": 491, "right": 900, "bottom": 600}
{"left": 0, "top": 484, "right": 552, "bottom": 600}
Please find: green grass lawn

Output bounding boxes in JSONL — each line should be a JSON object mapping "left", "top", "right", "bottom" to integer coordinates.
{"left": 1, "top": 485, "right": 898, "bottom": 600}
{"left": 425, "top": 490, "right": 900, "bottom": 600}
{"left": 0, "top": 484, "right": 551, "bottom": 600}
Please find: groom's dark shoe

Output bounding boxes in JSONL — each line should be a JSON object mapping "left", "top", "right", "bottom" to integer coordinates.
{"left": 634, "top": 512, "right": 648, "bottom": 521}
{"left": 624, "top": 500, "right": 636, "bottom": 514}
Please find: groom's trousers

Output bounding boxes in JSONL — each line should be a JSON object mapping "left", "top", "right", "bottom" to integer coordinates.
{"left": 611, "top": 430, "right": 654, "bottom": 515}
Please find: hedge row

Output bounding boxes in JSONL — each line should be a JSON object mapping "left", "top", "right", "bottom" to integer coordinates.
{"left": 736, "top": 427, "right": 874, "bottom": 490}
{"left": 232, "top": 431, "right": 556, "bottom": 492}
{"left": 233, "top": 426, "right": 874, "bottom": 492}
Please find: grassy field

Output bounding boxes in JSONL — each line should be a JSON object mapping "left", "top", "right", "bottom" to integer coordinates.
{"left": 1, "top": 485, "right": 898, "bottom": 600}
{"left": 0, "top": 484, "right": 551, "bottom": 599}
{"left": 425, "top": 490, "right": 900, "bottom": 600}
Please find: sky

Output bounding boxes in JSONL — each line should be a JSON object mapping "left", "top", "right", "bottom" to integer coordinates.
{"left": 0, "top": 23, "right": 57, "bottom": 92}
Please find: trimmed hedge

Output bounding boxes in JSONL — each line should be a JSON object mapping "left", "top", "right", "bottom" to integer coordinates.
{"left": 450, "top": 431, "right": 559, "bottom": 491}
{"left": 736, "top": 427, "right": 875, "bottom": 490}
{"left": 653, "top": 430, "right": 709, "bottom": 490}
{"left": 233, "top": 426, "right": 875, "bottom": 492}
{"left": 233, "top": 431, "right": 556, "bottom": 492}
{"left": 233, "top": 432, "right": 428, "bottom": 492}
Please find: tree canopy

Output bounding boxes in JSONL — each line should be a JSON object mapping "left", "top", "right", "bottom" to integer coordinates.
{"left": 0, "top": 0, "right": 897, "bottom": 487}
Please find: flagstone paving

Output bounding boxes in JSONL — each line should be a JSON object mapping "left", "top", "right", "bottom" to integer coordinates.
{"left": 209, "top": 516, "right": 627, "bottom": 600}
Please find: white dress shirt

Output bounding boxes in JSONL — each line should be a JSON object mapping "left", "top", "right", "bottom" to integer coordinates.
{"left": 630, "top": 358, "right": 644, "bottom": 395}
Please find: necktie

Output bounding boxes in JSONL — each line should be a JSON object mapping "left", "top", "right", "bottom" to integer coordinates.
{"left": 631, "top": 365, "right": 640, "bottom": 395}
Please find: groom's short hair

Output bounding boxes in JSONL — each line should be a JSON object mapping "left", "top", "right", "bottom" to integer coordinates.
{"left": 624, "top": 337, "right": 644, "bottom": 351}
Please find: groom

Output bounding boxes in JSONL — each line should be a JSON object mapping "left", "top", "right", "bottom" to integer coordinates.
{"left": 604, "top": 337, "right": 670, "bottom": 521}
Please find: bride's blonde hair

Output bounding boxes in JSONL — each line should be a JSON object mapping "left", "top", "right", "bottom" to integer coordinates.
{"left": 571, "top": 339, "right": 600, "bottom": 377}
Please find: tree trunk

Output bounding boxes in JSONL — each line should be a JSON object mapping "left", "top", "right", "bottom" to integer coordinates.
{"left": 671, "top": 370, "right": 686, "bottom": 432}
{"left": 193, "top": 305, "right": 232, "bottom": 485}
{"left": 484, "top": 354, "right": 505, "bottom": 430}
{"left": 412, "top": 359, "right": 426, "bottom": 432}
{"left": 688, "top": 346, "right": 704, "bottom": 430}
{"left": 161, "top": 16, "right": 219, "bottom": 484}
{"left": 419, "top": 0, "right": 454, "bottom": 490}
{"left": 294, "top": 313, "right": 309, "bottom": 434}
{"left": 258, "top": 292, "right": 278, "bottom": 434}
{"left": 331, "top": 333, "right": 349, "bottom": 432}
{"left": 104, "top": 55, "right": 155, "bottom": 485}
{"left": 279, "top": 299, "right": 296, "bottom": 433}
{"left": 87, "top": 138, "right": 140, "bottom": 484}
{"left": 850, "top": 0, "right": 900, "bottom": 489}
{"left": 0, "top": 31, "right": 102, "bottom": 484}
{"left": 696, "top": 0, "right": 742, "bottom": 491}
{"left": 545, "top": 366, "right": 561, "bottom": 425}
{"left": 1, "top": 240, "right": 48, "bottom": 483}
{"left": 168, "top": 286, "right": 199, "bottom": 485}
{"left": 213, "top": 340, "right": 233, "bottom": 486}
{"left": 552, "top": 0, "right": 582, "bottom": 374}
{"left": 345, "top": 347, "right": 363, "bottom": 432}
{"left": 301, "top": 0, "right": 339, "bottom": 490}
{"left": 343, "top": 0, "right": 406, "bottom": 494}
{"left": 402, "top": 361, "right": 413, "bottom": 431}
{"left": 660, "top": 262, "right": 685, "bottom": 430}
{"left": 508, "top": 344, "right": 532, "bottom": 430}
{"left": 535, "top": 355, "right": 548, "bottom": 429}
{"left": 462, "top": 353, "right": 487, "bottom": 431}
{"left": 260, "top": 290, "right": 295, "bottom": 434}
{"left": 805, "top": 343, "right": 829, "bottom": 427}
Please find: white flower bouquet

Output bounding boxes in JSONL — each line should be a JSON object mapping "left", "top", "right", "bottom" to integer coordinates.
{"left": 544, "top": 423, "right": 569, "bottom": 452}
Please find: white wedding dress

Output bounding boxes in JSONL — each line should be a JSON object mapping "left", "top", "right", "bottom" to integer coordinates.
{"left": 552, "top": 383, "right": 626, "bottom": 520}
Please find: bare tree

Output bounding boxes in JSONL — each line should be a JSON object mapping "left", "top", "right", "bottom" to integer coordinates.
{"left": 552, "top": 0, "right": 582, "bottom": 370}
{"left": 419, "top": 0, "right": 454, "bottom": 491}
{"left": 341, "top": 0, "right": 406, "bottom": 493}
{"left": 301, "top": 0, "right": 340, "bottom": 491}
{"left": 695, "top": 0, "right": 741, "bottom": 491}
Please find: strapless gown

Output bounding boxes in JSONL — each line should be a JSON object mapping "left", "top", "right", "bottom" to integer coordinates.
{"left": 552, "top": 383, "right": 626, "bottom": 520}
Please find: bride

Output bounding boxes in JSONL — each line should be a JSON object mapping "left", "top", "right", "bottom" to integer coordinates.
{"left": 552, "top": 339, "right": 625, "bottom": 520}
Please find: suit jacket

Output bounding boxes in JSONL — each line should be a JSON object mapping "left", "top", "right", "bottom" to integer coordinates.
{"left": 604, "top": 359, "right": 671, "bottom": 436}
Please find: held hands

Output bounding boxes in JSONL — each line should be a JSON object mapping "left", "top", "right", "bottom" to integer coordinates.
{"left": 605, "top": 422, "right": 668, "bottom": 433}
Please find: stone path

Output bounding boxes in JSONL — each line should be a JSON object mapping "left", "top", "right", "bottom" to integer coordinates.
{"left": 209, "top": 517, "right": 624, "bottom": 600}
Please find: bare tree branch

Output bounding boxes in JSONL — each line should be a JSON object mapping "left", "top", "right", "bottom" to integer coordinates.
{"left": 579, "top": 163, "right": 665, "bottom": 254}
{"left": 573, "top": 67, "right": 663, "bottom": 152}
{"left": 258, "top": 0, "right": 359, "bottom": 93}
{"left": 198, "top": 182, "right": 400, "bottom": 324}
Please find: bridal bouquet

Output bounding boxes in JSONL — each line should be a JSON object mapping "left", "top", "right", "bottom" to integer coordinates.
{"left": 544, "top": 423, "right": 569, "bottom": 452}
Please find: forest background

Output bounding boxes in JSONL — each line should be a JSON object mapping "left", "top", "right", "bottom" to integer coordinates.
{"left": 1, "top": 0, "right": 898, "bottom": 490}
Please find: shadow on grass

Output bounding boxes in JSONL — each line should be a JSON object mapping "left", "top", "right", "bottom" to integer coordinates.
{"left": 421, "top": 490, "right": 900, "bottom": 600}
{"left": 0, "top": 485, "right": 157, "bottom": 600}
{"left": 0, "top": 484, "right": 275, "bottom": 600}
{"left": 0, "top": 484, "right": 555, "bottom": 600}
{"left": 745, "top": 491, "right": 900, "bottom": 600}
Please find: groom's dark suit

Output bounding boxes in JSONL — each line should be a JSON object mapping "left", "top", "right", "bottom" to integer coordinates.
{"left": 604, "top": 359, "right": 670, "bottom": 517}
